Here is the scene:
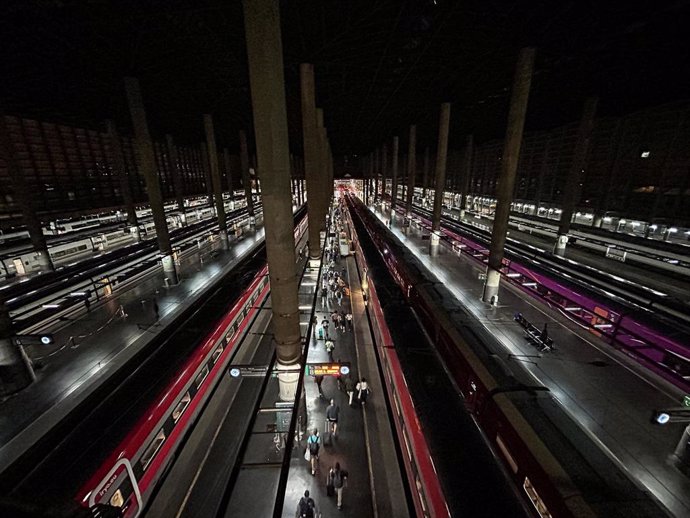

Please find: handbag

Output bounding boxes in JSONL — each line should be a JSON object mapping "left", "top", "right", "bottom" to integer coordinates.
{"left": 304, "top": 448, "right": 311, "bottom": 462}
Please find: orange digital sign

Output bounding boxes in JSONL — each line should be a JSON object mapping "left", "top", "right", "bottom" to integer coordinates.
{"left": 308, "top": 363, "right": 351, "bottom": 377}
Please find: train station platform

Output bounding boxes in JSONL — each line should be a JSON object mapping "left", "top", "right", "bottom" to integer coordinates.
{"left": 368, "top": 203, "right": 690, "bottom": 517}
{"left": 442, "top": 205, "right": 690, "bottom": 302}
{"left": 281, "top": 221, "right": 409, "bottom": 518}
{"left": 0, "top": 218, "right": 267, "bottom": 472}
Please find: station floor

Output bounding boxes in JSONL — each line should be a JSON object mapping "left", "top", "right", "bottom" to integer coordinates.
{"left": 370, "top": 203, "right": 690, "bottom": 518}
{"left": 0, "top": 220, "right": 266, "bottom": 471}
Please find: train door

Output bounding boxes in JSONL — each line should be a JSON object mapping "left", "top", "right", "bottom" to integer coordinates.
{"left": 13, "top": 258, "right": 25, "bottom": 276}
{"left": 88, "top": 459, "right": 142, "bottom": 518}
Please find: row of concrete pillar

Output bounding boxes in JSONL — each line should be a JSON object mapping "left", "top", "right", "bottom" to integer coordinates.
{"left": 363, "top": 47, "right": 599, "bottom": 306}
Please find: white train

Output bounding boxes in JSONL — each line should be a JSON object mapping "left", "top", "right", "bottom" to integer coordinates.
{"left": 0, "top": 197, "right": 252, "bottom": 280}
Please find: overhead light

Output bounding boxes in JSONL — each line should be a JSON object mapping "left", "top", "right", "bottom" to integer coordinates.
{"left": 640, "top": 151, "right": 650, "bottom": 158}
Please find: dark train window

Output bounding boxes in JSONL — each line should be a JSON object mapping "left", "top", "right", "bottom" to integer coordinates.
{"left": 212, "top": 344, "right": 223, "bottom": 364}
{"left": 141, "top": 430, "right": 166, "bottom": 470}
{"left": 172, "top": 393, "right": 191, "bottom": 423}
{"left": 195, "top": 366, "right": 209, "bottom": 389}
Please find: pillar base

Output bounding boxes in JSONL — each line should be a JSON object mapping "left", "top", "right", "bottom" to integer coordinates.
{"left": 593, "top": 215, "right": 603, "bottom": 228}
{"left": 0, "top": 337, "right": 35, "bottom": 396}
{"left": 130, "top": 225, "right": 141, "bottom": 242}
{"left": 161, "top": 254, "right": 179, "bottom": 285}
{"left": 481, "top": 267, "right": 501, "bottom": 306}
{"left": 35, "top": 251, "right": 54, "bottom": 273}
{"left": 276, "top": 361, "right": 300, "bottom": 402}
{"left": 554, "top": 234, "right": 568, "bottom": 257}
{"left": 429, "top": 230, "right": 441, "bottom": 256}
{"left": 219, "top": 230, "right": 230, "bottom": 250}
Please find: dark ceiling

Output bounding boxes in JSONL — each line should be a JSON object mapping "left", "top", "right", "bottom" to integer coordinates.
{"left": 1, "top": 0, "right": 689, "bottom": 155}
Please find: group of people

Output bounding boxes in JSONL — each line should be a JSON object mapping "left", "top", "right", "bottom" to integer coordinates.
{"left": 321, "top": 263, "right": 351, "bottom": 308}
{"left": 297, "top": 200, "right": 370, "bottom": 516}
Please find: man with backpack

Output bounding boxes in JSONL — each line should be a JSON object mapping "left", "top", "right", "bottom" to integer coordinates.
{"left": 307, "top": 429, "right": 320, "bottom": 475}
{"left": 295, "top": 489, "right": 320, "bottom": 518}
{"left": 328, "top": 462, "right": 349, "bottom": 510}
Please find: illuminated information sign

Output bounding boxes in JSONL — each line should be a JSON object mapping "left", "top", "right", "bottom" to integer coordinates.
{"left": 308, "top": 362, "right": 351, "bottom": 377}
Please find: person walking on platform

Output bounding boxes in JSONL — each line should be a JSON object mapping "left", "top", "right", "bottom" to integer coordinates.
{"left": 307, "top": 429, "right": 321, "bottom": 475}
{"left": 295, "top": 489, "right": 320, "bottom": 518}
{"left": 321, "top": 318, "right": 330, "bottom": 340}
{"left": 325, "top": 339, "right": 335, "bottom": 362}
{"left": 356, "top": 377, "right": 370, "bottom": 405}
{"left": 344, "top": 375, "right": 356, "bottom": 406}
{"left": 339, "top": 311, "right": 347, "bottom": 332}
{"left": 336, "top": 288, "right": 343, "bottom": 306}
{"left": 314, "top": 375, "right": 325, "bottom": 399}
{"left": 312, "top": 315, "right": 319, "bottom": 340}
{"left": 326, "top": 399, "right": 340, "bottom": 436}
{"left": 345, "top": 312, "right": 353, "bottom": 331}
{"left": 153, "top": 298, "right": 160, "bottom": 320}
{"left": 321, "top": 287, "right": 328, "bottom": 307}
{"left": 328, "top": 462, "right": 349, "bottom": 510}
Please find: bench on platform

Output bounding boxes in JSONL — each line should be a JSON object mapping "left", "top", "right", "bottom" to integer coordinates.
{"left": 514, "top": 312, "right": 554, "bottom": 352}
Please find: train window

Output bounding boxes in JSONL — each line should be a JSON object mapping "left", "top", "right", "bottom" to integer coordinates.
{"left": 195, "top": 365, "right": 209, "bottom": 389}
{"left": 496, "top": 434, "right": 518, "bottom": 474}
{"left": 245, "top": 304, "right": 251, "bottom": 316}
{"left": 212, "top": 344, "right": 224, "bottom": 364}
{"left": 172, "top": 393, "right": 191, "bottom": 423}
{"left": 523, "top": 477, "right": 553, "bottom": 518}
{"left": 141, "top": 430, "right": 166, "bottom": 471}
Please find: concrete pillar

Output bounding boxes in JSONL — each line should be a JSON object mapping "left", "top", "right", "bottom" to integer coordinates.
{"left": 391, "top": 136, "right": 399, "bottom": 217}
{"left": 0, "top": 113, "right": 54, "bottom": 272}
{"left": 299, "top": 65, "right": 322, "bottom": 258}
{"left": 422, "top": 146, "right": 430, "bottom": 201}
{"left": 223, "top": 148, "right": 234, "bottom": 195}
{"left": 554, "top": 97, "right": 599, "bottom": 256}
{"left": 200, "top": 142, "right": 215, "bottom": 213}
{"left": 482, "top": 48, "right": 535, "bottom": 305}
{"left": 239, "top": 129, "right": 255, "bottom": 223}
{"left": 204, "top": 114, "right": 229, "bottom": 249}
{"left": 0, "top": 302, "right": 35, "bottom": 395}
{"left": 381, "top": 142, "right": 388, "bottom": 207}
{"left": 430, "top": 103, "right": 451, "bottom": 256}
{"left": 459, "top": 134, "right": 473, "bottom": 218}
{"left": 405, "top": 125, "right": 417, "bottom": 222}
{"left": 124, "top": 77, "right": 178, "bottom": 284}
{"left": 243, "top": 0, "right": 302, "bottom": 376}
{"left": 166, "top": 134, "right": 187, "bottom": 227}
{"left": 316, "top": 108, "right": 329, "bottom": 226}
{"left": 108, "top": 120, "right": 141, "bottom": 238}
{"left": 373, "top": 147, "right": 380, "bottom": 203}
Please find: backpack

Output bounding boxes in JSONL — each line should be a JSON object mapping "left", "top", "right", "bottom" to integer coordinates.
{"left": 333, "top": 470, "right": 343, "bottom": 488}
{"left": 299, "top": 497, "right": 314, "bottom": 517}
{"left": 308, "top": 436, "right": 319, "bottom": 454}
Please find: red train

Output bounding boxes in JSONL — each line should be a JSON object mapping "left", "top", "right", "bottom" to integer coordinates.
{"left": 77, "top": 216, "right": 308, "bottom": 517}
{"left": 349, "top": 197, "right": 597, "bottom": 518}
{"left": 344, "top": 205, "right": 450, "bottom": 518}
